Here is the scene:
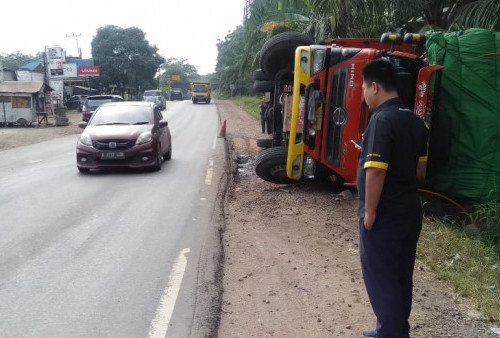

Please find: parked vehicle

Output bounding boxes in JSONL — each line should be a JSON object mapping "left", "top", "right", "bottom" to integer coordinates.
{"left": 65, "top": 95, "right": 88, "bottom": 111}
{"left": 76, "top": 101, "right": 172, "bottom": 173}
{"left": 81, "top": 95, "right": 124, "bottom": 122}
{"left": 170, "top": 88, "right": 183, "bottom": 101}
{"left": 142, "top": 90, "right": 166, "bottom": 109}
{"left": 191, "top": 82, "right": 211, "bottom": 104}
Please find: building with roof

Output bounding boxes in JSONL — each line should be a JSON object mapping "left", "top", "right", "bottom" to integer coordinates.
{"left": 0, "top": 81, "right": 53, "bottom": 126}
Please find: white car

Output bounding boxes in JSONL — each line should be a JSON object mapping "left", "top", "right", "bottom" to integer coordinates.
{"left": 143, "top": 90, "right": 166, "bottom": 109}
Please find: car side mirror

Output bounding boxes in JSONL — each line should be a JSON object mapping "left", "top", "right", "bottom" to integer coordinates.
{"left": 159, "top": 120, "right": 168, "bottom": 128}
{"left": 78, "top": 121, "right": 88, "bottom": 129}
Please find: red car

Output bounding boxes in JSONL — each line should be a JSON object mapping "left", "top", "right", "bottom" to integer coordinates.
{"left": 76, "top": 101, "right": 172, "bottom": 173}
{"left": 81, "top": 95, "right": 124, "bottom": 122}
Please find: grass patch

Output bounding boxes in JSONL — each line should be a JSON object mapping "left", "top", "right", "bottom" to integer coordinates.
{"left": 469, "top": 200, "right": 500, "bottom": 251}
{"left": 229, "top": 96, "right": 261, "bottom": 120}
{"left": 418, "top": 218, "right": 500, "bottom": 322}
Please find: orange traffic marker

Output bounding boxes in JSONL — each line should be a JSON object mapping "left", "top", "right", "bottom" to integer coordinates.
{"left": 218, "top": 120, "right": 227, "bottom": 138}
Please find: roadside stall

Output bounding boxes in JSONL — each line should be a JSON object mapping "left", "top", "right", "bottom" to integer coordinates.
{"left": 0, "top": 81, "right": 53, "bottom": 126}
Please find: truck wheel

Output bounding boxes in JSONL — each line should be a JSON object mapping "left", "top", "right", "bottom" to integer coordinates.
{"left": 255, "top": 146, "right": 296, "bottom": 184}
{"left": 260, "top": 32, "right": 314, "bottom": 78}
{"left": 253, "top": 68, "right": 269, "bottom": 81}
{"left": 253, "top": 80, "right": 274, "bottom": 93}
{"left": 256, "top": 138, "right": 273, "bottom": 148}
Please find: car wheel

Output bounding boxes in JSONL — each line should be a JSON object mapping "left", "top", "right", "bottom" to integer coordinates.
{"left": 164, "top": 142, "right": 172, "bottom": 160}
{"left": 78, "top": 167, "right": 90, "bottom": 174}
{"left": 255, "top": 146, "right": 297, "bottom": 184}
{"left": 154, "top": 144, "right": 162, "bottom": 171}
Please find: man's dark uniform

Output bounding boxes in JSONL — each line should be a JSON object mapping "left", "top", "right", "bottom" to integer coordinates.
{"left": 357, "top": 97, "right": 428, "bottom": 338}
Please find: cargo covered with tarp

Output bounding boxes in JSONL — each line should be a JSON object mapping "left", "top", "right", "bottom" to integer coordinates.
{"left": 425, "top": 29, "right": 500, "bottom": 201}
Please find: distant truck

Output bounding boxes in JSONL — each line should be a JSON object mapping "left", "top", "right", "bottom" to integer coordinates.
{"left": 191, "top": 82, "right": 211, "bottom": 104}
{"left": 142, "top": 89, "right": 166, "bottom": 109}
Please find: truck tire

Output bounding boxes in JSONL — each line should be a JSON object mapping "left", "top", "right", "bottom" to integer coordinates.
{"left": 255, "top": 146, "right": 296, "bottom": 184}
{"left": 260, "top": 32, "right": 314, "bottom": 78}
{"left": 253, "top": 68, "right": 269, "bottom": 81}
{"left": 256, "top": 138, "right": 273, "bottom": 148}
{"left": 253, "top": 80, "right": 274, "bottom": 93}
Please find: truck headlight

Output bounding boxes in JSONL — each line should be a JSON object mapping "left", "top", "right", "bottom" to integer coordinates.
{"left": 311, "top": 47, "right": 326, "bottom": 75}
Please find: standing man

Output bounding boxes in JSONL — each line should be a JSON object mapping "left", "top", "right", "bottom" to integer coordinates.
{"left": 260, "top": 95, "right": 268, "bottom": 133}
{"left": 357, "top": 59, "right": 428, "bottom": 338}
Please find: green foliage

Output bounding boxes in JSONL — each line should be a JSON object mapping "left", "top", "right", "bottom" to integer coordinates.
{"left": 453, "top": 0, "right": 500, "bottom": 30}
{"left": 160, "top": 58, "right": 199, "bottom": 92}
{"left": 229, "top": 96, "right": 262, "bottom": 120}
{"left": 0, "top": 52, "right": 41, "bottom": 69}
{"left": 91, "top": 25, "right": 165, "bottom": 95}
{"left": 214, "top": 26, "right": 256, "bottom": 96}
{"left": 418, "top": 219, "right": 500, "bottom": 321}
{"left": 470, "top": 201, "right": 500, "bottom": 251}
{"left": 213, "top": 0, "right": 500, "bottom": 98}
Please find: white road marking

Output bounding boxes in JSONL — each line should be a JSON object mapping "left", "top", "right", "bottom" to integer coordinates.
{"left": 212, "top": 135, "right": 217, "bottom": 150}
{"left": 148, "top": 248, "right": 190, "bottom": 338}
{"left": 205, "top": 159, "right": 214, "bottom": 185}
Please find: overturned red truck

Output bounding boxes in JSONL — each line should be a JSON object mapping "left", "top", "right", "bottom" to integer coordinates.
{"left": 254, "top": 29, "right": 500, "bottom": 203}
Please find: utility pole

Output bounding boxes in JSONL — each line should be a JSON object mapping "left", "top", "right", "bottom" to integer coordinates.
{"left": 66, "top": 33, "right": 82, "bottom": 58}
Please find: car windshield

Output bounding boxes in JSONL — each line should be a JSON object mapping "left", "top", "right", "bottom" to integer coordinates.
{"left": 193, "top": 85, "right": 208, "bottom": 92}
{"left": 86, "top": 98, "right": 114, "bottom": 109}
{"left": 89, "top": 106, "right": 153, "bottom": 126}
{"left": 143, "top": 91, "right": 160, "bottom": 97}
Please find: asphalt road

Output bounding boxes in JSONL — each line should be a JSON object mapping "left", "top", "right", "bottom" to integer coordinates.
{"left": 0, "top": 100, "right": 226, "bottom": 337}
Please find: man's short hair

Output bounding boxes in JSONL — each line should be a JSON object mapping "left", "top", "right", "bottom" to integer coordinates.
{"left": 361, "top": 58, "right": 398, "bottom": 93}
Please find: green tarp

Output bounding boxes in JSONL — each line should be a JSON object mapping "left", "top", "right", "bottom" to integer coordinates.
{"left": 425, "top": 29, "right": 500, "bottom": 202}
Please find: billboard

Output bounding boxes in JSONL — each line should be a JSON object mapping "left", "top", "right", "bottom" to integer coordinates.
{"left": 46, "top": 46, "right": 66, "bottom": 76}
{"left": 78, "top": 66, "right": 100, "bottom": 76}
{"left": 47, "top": 47, "right": 65, "bottom": 61}
{"left": 49, "top": 63, "right": 78, "bottom": 78}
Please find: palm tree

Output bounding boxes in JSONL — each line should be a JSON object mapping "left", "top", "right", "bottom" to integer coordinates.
{"left": 453, "top": 0, "right": 500, "bottom": 30}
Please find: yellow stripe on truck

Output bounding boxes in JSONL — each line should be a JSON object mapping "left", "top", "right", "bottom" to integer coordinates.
{"left": 287, "top": 46, "right": 311, "bottom": 180}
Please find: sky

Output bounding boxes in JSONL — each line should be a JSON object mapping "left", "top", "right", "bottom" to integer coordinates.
{"left": 1, "top": 0, "right": 245, "bottom": 75}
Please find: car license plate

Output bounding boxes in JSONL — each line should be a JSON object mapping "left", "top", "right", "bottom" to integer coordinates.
{"left": 100, "top": 152, "right": 125, "bottom": 160}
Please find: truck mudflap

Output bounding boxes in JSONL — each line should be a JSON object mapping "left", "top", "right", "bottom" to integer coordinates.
{"left": 414, "top": 65, "right": 444, "bottom": 123}
{"left": 286, "top": 46, "right": 311, "bottom": 180}
{"left": 413, "top": 64, "right": 443, "bottom": 180}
